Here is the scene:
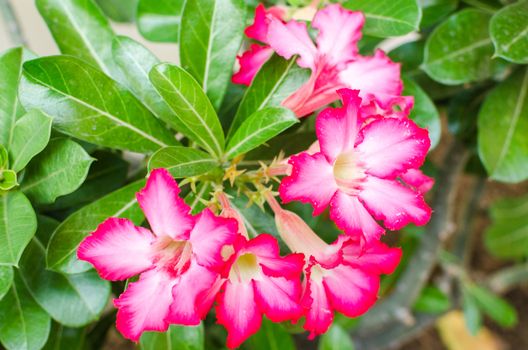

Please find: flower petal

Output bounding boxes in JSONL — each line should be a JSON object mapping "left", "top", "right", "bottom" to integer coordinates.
{"left": 232, "top": 44, "right": 274, "bottom": 86}
{"left": 77, "top": 218, "right": 154, "bottom": 281}
{"left": 189, "top": 209, "right": 238, "bottom": 271}
{"left": 136, "top": 169, "right": 194, "bottom": 239}
{"left": 359, "top": 176, "right": 432, "bottom": 230}
{"left": 329, "top": 192, "right": 384, "bottom": 244}
{"left": 400, "top": 169, "right": 434, "bottom": 194}
{"left": 312, "top": 4, "right": 364, "bottom": 66}
{"left": 302, "top": 270, "right": 333, "bottom": 338}
{"left": 342, "top": 241, "right": 402, "bottom": 275}
{"left": 216, "top": 280, "right": 262, "bottom": 349}
{"left": 254, "top": 275, "right": 303, "bottom": 322}
{"left": 245, "top": 4, "right": 285, "bottom": 43}
{"left": 279, "top": 152, "right": 337, "bottom": 215}
{"left": 357, "top": 118, "right": 430, "bottom": 179}
{"left": 114, "top": 269, "right": 175, "bottom": 341}
{"left": 267, "top": 18, "right": 317, "bottom": 69}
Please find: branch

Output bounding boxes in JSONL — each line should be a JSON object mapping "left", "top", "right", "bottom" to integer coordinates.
{"left": 487, "top": 263, "right": 528, "bottom": 294}
{"left": 0, "top": 0, "right": 26, "bottom": 46}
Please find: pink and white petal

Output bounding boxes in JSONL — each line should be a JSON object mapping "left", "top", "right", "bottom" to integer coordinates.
{"left": 189, "top": 209, "right": 238, "bottom": 271}
{"left": 137, "top": 169, "right": 194, "bottom": 240}
{"left": 342, "top": 241, "right": 402, "bottom": 275}
{"left": 329, "top": 192, "right": 384, "bottom": 245}
{"left": 282, "top": 72, "right": 318, "bottom": 117}
{"left": 114, "top": 269, "right": 175, "bottom": 341}
{"left": 312, "top": 4, "right": 364, "bottom": 66}
{"left": 323, "top": 264, "right": 379, "bottom": 317}
{"left": 339, "top": 50, "right": 403, "bottom": 108}
{"left": 359, "top": 177, "right": 432, "bottom": 230}
{"left": 245, "top": 4, "right": 285, "bottom": 43}
{"left": 357, "top": 118, "right": 431, "bottom": 178}
{"left": 400, "top": 169, "right": 434, "bottom": 194}
{"left": 315, "top": 89, "right": 362, "bottom": 162}
{"left": 232, "top": 44, "right": 274, "bottom": 86}
{"left": 166, "top": 261, "right": 219, "bottom": 325}
{"left": 77, "top": 218, "right": 155, "bottom": 281}
{"left": 267, "top": 18, "right": 317, "bottom": 69}
{"left": 216, "top": 280, "right": 262, "bottom": 349}
{"left": 254, "top": 276, "right": 303, "bottom": 322}
{"left": 279, "top": 152, "right": 337, "bottom": 215}
{"left": 302, "top": 273, "right": 333, "bottom": 338}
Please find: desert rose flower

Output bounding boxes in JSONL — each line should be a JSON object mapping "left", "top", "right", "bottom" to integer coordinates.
{"left": 267, "top": 3, "right": 411, "bottom": 117}
{"left": 267, "top": 195, "right": 401, "bottom": 337}
{"left": 77, "top": 169, "right": 238, "bottom": 341}
{"left": 279, "top": 89, "right": 432, "bottom": 244}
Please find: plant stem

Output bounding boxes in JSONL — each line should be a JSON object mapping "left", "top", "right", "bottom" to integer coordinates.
{"left": 487, "top": 263, "right": 528, "bottom": 294}
{"left": 0, "top": 0, "right": 26, "bottom": 46}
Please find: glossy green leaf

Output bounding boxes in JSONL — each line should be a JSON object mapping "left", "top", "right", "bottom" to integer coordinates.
{"left": 150, "top": 63, "right": 225, "bottom": 158}
{"left": 140, "top": 324, "right": 204, "bottom": 350}
{"left": 46, "top": 180, "right": 145, "bottom": 273}
{"left": 0, "top": 170, "right": 18, "bottom": 191}
{"left": 485, "top": 194, "right": 528, "bottom": 259}
{"left": 413, "top": 286, "right": 450, "bottom": 313}
{"left": 19, "top": 238, "right": 110, "bottom": 327}
{"left": 230, "top": 55, "right": 309, "bottom": 136}
{"left": 0, "top": 47, "right": 26, "bottom": 148}
{"left": 462, "top": 288, "right": 482, "bottom": 336}
{"left": 9, "top": 110, "right": 53, "bottom": 172}
{"left": 419, "top": 0, "right": 458, "bottom": 28}
{"left": 478, "top": 68, "right": 528, "bottom": 183}
{"left": 42, "top": 323, "right": 86, "bottom": 350}
{"left": 185, "top": 182, "right": 212, "bottom": 214}
{"left": 402, "top": 77, "right": 441, "bottom": 149}
{"left": 137, "top": 0, "right": 185, "bottom": 42}
{"left": 0, "top": 145, "right": 8, "bottom": 169}
{"left": 467, "top": 285, "right": 518, "bottom": 328}
{"left": 0, "top": 191, "right": 37, "bottom": 266}
{"left": 490, "top": 0, "right": 528, "bottom": 64}
{"left": 20, "top": 56, "right": 177, "bottom": 153}
{"left": 423, "top": 9, "right": 496, "bottom": 85}
{"left": 21, "top": 138, "right": 93, "bottom": 205}
{"left": 245, "top": 131, "right": 316, "bottom": 161}
{"left": 0, "top": 266, "right": 13, "bottom": 301}
{"left": 226, "top": 107, "right": 298, "bottom": 159}
{"left": 246, "top": 318, "right": 295, "bottom": 350}
{"left": 343, "top": 0, "right": 421, "bottom": 37}
{"left": 228, "top": 193, "right": 279, "bottom": 239}
{"left": 180, "top": 0, "right": 246, "bottom": 109}
{"left": 149, "top": 146, "right": 218, "bottom": 178}
{"left": 318, "top": 324, "right": 354, "bottom": 350}
{"left": 95, "top": 0, "right": 137, "bottom": 22}
{"left": 0, "top": 273, "right": 50, "bottom": 350}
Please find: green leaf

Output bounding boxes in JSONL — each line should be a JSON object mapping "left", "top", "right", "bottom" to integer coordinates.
{"left": 0, "top": 170, "right": 18, "bottom": 191}
{"left": 245, "top": 131, "right": 316, "bottom": 161}
{"left": 413, "top": 286, "right": 450, "bottom": 314}
{"left": 402, "top": 77, "right": 441, "bottom": 149}
{"left": 46, "top": 180, "right": 145, "bottom": 273}
{"left": 228, "top": 193, "right": 279, "bottom": 239}
{"left": 21, "top": 138, "right": 93, "bottom": 205}
{"left": 185, "top": 182, "right": 212, "bottom": 215}
{"left": 484, "top": 193, "right": 528, "bottom": 259}
{"left": 9, "top": 110, "right": 53, "bottom": 172}
{"left": 467, "top": 285, "right": 518, "bottom": 328}
{"left": 0, "top": 266, "right": 13, "bottom": 301}
{"left": 0, "top": 145, "right": 8, "bottom": 169}
{"left": 95, "top": 0, "right": 137, "bottom": 22}
{"left": 423, "top": 9, "right": 496, "bottom": 85}
{"left": 180, "top": 0, "right": 247, "bottom": 109}
{"left": 20, "top": 56, "right": 177, "bottom": 153}
{"left": 490, "top": 0, "right": 528, "bottom": 64}
{"left": 226, "top": 107, "right": 298, "bottom": 159}
{"left": 0, "top": 191, "right": 37, "bottom": 266}
{"left": 318, "top": 324, "right": 354, "bottom": 350}
{"left": 246, "top": 318, "right": 295, "bottom": 350}
{"left": 230, "top": 55, "right": 309, "bottom": 136}
{"left": 478, "top": 68, "right": 528, "bottom": 183}
{"left": 0, "top": 273, "right": 51, "bottom": 350}
{"left": 419, "top": 0, "right": 458, "bottom": 28}
{"left": 36, "top": 0, "right": 120, "bottom": 78}
{"left": 140, "top": 324, "right": 204, "bottom": 350}
{"left": 0, "top": 47, "right": 26, "bottom": 148}
{"left": 43, "top": 322, "right": 86, "bottom": 350}
{"left": 462, "top": 288, "right": 482, "bottom": 336}
{"left": 343, "top": 0, "right": 421, "bottom": 37}
{"left": 149, "top": 146, "right": 218, "bottom": 178}
{"left": 18, "top": 238, "right": 110, "bottom": 327}
{"left": 137, "top": 0, "right": 185, "bottom": 42}
{"left": 150, "top": 63, "right": 225, "bottom": 158}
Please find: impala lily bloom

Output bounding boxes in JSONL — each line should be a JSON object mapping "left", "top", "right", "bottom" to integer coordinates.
{"left": 279, "top": 89, "right": 431, "bottom": 244}
{"left": 77, "top": 169, "right": 238, "bottom": 341}
{"left": 267, "top": 196, "right": 401, "bottom": 337}
{"left": 232, "top": 4, "right": 286, "bottom": 85}
{"left": 267, "top": 3, "right": 410, "bottom": 117}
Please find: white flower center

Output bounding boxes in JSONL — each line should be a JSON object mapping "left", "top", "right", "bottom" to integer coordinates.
{"left": 229, "top": 253, "right": 261, "bottom": 283}
{"left": 333, "top": 150, "right": 366, "bottom": 194}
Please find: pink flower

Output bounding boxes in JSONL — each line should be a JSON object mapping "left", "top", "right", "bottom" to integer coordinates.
{"left": 279, "top": 89, "right": 432, "bottom": 244}
{"left": 215, "top": 234, "right": 304, "bottom": 348}
{"left": 267, "top": 3, "right": 410, "bottom": 117}
{"left": 232, "top": 4, "right": 286, "bottom": 86}
{"left": 268, "top": 197, "right": 401, "bottom": 337}
{"left": 77, "top": 169, "right": 238, "bottom": 341}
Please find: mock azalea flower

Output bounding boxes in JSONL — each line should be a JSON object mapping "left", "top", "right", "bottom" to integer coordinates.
{"left": 267, "top": 196, "right": 401, "bottom": 337}
{"left": 267, "top": 3, "right": 410, "bottom": 117}
{"left": 77, "top": 169, "right": 238, "bottom": 341}
{"left": 279, "top": 89, "right": 431, "bottom": 244}
{"left": 232, "top": 4, "right": 286, "bottom": 85}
